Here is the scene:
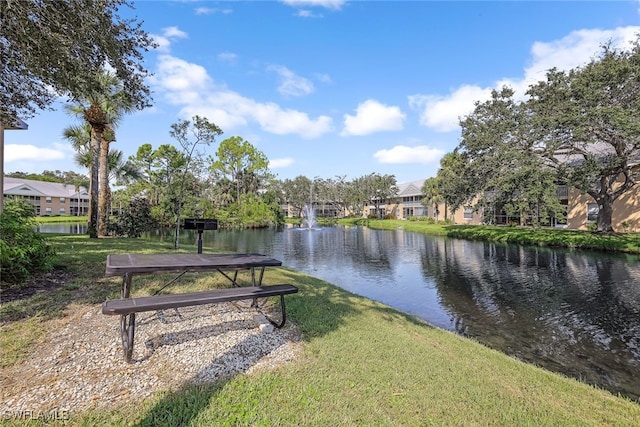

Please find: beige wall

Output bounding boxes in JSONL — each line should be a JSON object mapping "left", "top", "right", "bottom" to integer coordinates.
{"left": 357, "top": 180, "right": 639, "bottom": 232}
{"left": 567, "top": 185, "right": 640, "bottom": 232}
{"left": 8, "top": 194, "right": 87, "bottom": 216}
{"left": 41, "top": 196, "right": 68, "bottom": 215}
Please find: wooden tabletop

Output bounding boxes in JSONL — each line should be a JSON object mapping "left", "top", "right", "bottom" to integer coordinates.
{"left": 105, "top": 253, "right": 282, "bottom": 276}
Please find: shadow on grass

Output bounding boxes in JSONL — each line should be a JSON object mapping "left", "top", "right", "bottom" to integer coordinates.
{"left": 0, "top": 235, "right": 190, "bottom": 323}
{"left": 131, "top": 267, "right": 435, "bottom": 425}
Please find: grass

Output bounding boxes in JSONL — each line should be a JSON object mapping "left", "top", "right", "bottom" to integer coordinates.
{"left": 34, "top": 215, "right": 88, "bottom": 224}
{"left": 1, "top": 235, "right": 640, "bottom": 425}
{"left": 343, "top": 219, "right": 640, "bottom": 255}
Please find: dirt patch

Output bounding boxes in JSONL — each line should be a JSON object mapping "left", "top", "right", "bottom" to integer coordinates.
{"left": 0, "top": 268, "right": 75, "bottom": 303}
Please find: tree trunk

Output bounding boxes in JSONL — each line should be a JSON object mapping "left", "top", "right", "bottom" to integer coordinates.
{"left": 596, "top": 197, "right": 615, "bottom": 234}
{"left": 88, "top": 128, "right": 101, "bottom": 238}
{"left": 98, "top": 139, "right": 110, "bottom": 237}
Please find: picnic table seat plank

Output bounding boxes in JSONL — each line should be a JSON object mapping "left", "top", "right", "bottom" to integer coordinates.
{"left": 102, "top": 284, "right": 298, "bottom": 362}
{"left": 102, "top": 284, "right": 298, "bottom": 315}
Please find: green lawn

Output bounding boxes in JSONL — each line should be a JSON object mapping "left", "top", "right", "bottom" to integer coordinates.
{"left": 34, "top": 215, "right": 88, "bottom": 224}
{"left": 346, "top": 218, "right": 640, "bottom": 255}
{"left": 1, "top": 235, "right": 639, "bottom": 425}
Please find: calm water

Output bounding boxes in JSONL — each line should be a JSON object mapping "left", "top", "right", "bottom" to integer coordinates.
{"left": 40, "top": 224, "right": 640, "bottom": 400}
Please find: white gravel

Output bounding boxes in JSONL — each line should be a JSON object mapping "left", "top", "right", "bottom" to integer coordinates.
{"left": 0, "top": 301, "right": 301, "bottom": 415}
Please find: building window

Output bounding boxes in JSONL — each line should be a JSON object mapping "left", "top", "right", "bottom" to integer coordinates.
{"left": 45, "top": 197, "right": 52, "bottom": 204}
{"left": 59, "top": 208, "right": 66, "bottom": 214}
{"left": 60, "top": 197, "right": 66, "bottom": 203}
{"left": 45, "top": 207, "right": 52, "bottom": 214}
{"left": 587, "top": 203, "right": 599, "bottom": 222}
{"left": 463, "top": 206, "right": 473, "bottom": 220}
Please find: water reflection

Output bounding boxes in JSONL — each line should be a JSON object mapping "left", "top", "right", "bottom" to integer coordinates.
{"left": 36, "top": 224, "right": 87, "bottom": 234}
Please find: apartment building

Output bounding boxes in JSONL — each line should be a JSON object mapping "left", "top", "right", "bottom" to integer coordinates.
{"left": 2, "top": 177, "right": 89, "bottom": 216}
{"left": 364, "top": 179, "right": 640, "bottom": 232}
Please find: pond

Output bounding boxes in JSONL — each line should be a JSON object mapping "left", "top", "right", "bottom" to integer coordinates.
{"left": 39, "top": 223, "right": 640, "bottom": 400}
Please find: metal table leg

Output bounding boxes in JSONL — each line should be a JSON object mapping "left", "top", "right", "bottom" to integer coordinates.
{"left": 120, "top": 313, "right": 135, "bottom": 362}
{"left": 120, "top": 273, "right": 135, "bottom": 362}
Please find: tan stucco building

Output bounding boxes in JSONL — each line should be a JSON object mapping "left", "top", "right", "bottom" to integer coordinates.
{"left": 2, "top": 177, "right": 89, "bottom": 216}
{"left": 364, "top": 179, "right": 640, "bottom": 232}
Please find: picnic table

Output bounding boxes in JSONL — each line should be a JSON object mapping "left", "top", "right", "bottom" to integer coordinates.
{"left": 101, "top": 253, "right": 297, "bottom": 362}
{"left": 105, "top": 253, "right": 284, "bottom": 298}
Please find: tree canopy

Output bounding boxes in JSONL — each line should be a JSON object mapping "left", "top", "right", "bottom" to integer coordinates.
{"left": 527, "top": 39, "right": 640, "bottom": 233}
{"left": 447, "top": 37, "right": 640, "bottom": 232}
{"left": 0, "top": 0, "right": 155, "bottom": 123}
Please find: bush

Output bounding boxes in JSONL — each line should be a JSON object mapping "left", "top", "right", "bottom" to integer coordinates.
{"left": 108, "top": 196, "right": 157, "bottom": 237}
{"left": 0, "top": 199, "right": 55, "bottom": 287}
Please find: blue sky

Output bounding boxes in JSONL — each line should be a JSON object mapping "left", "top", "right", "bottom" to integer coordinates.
{"left": 5, "top": 0, "right": 640, "bottom": 184}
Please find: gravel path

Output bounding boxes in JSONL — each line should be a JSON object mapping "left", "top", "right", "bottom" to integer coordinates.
{"left": 0, "top": 301, "right": 301, "bottom": 415}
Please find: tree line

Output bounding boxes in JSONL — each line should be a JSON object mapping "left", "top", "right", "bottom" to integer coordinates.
{"left": 3, "top": 2, "right": 638, "bottom": 237}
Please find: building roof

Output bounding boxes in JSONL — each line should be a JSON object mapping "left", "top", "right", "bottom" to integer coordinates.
{"left": 397, "top": 179, "right": 425, "bottom": 197}
{"left": 3, "top": 177, "right": 88, "bottom": 198}
{"left": 553, "top": 141, "right": 640, "bottom": 168}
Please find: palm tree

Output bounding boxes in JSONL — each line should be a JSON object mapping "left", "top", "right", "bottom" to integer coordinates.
{"left": 422, "top": 177, "right": 445, "bottom": 221}
{"left": 62, "top": 124, "right": 92, "bottom": 216}
{"left": 65, "top": 72, "right": 134, "bottom": 237}
{"left": 107, "top": 149, "right": 142, "bottom": 216}
{"left": 63, "top": 123, "right": 92, "bottom": 164}
{"left": 108, "top": 149, "right": 142, "bottom": 185}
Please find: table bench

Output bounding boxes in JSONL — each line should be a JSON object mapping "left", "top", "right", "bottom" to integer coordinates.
{"left": 101, "top": 253, "right": 296, "bottom": 362}
{"left": 102, "top": 284, "right": 298, "bottom": 362}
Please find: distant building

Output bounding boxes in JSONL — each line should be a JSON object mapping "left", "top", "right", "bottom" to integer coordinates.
{"left": 2, "top": 177, "right": 89, "bottom": 216}
{"left": 364, "top": 177, "right": 640, "bottom": 232}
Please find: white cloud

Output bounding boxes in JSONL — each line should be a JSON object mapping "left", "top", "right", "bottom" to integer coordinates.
{"left": 342, "top": 100, "right": 406, "bottom": 136}
{"left": 151, "top": 35, "right": 171, "bottom": 52}
{"left": 408, "top": 86, "right": 492, "bottom": 133}
{"left": 151, "top": 27, "right": 188, "bottom": 53}
{"left": 5, "top": 144, "right": 66, "bottom": 162}
{"left": 411, "top": 26, "right": 640, "bottom": 133}
{"left": 504, "top": 26, "right": 640, "bottom": 95}
{"left": 315, "top": 73, "right": 332, "bottom": 84}
{"left": 196, "top": 7, "right": 232, "bottom": 15}
{"left": 297, "top": 10, "right": 323, "bottom": 18}
{"left": 269, "top": 157, "right": 295, "bottom": 168}
{"left": 163, "top": 27, "right": 188, "bottom": 39}
{"left": 281, "top": 0, "right": 345, "bottom": 10}
{"left": 253, "top": 103, "right": 333, "bottom": 138}
{"left": 267, "top": 65, "right": 315, "bottom": 97}
{"left": 217, "top": 52, "right": 238, "bottom": 64}
{"left": 374, "top": 145, "right": 445, "bottom": 164}
{"left": 154, "top": 55, "right": 333, "bottom": 139}
{"left": 153, "top": 55, "right": 211, "bottom": 96}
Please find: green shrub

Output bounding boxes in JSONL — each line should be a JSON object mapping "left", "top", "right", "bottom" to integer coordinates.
{"left": 108, "top": 196, "right": 157, "bottom": 238}
{"left": 0, "top": 199, "right": 55, "bottom": 287}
